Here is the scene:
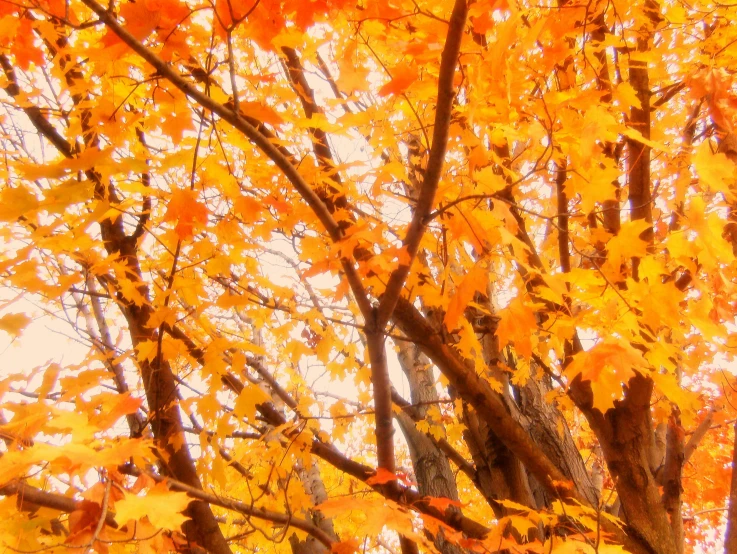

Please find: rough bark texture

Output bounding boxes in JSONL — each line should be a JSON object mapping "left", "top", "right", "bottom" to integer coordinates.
{"left": 289, "top": 461, "right": 338, "bottom": 554}
{"left": 395, "top": 347, "right": 463, "bottom": 554}
{"left": 725, "top": 420, "right": 737, "bottom": 554}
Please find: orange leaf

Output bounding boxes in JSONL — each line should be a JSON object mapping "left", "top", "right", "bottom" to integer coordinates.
{"left": 425, "top": 496, "right": 464, "bottom": 512}
{"left": 496, "top": 295, "right": 537, "bottom": 358}
{"left": 379, "top": 63, "right": 419, "bottom": 96}
{"left": 444, "top": 263, "right": 488, "bottom": 332}
{"left": 238, "top": 101, "right": 284, "bottom": 127}
{"left": 234, "top": 196, "right": 265, "bottom": 224}
{"left": 565, "top": 339, "right": 649, "bottom": 412}
{"left": 163, "top": 189, "right": 209, "bottom": 240}
{"left": 332, "top": 539, "right": 360, "bottom": 554}
{"left": 366, "top": 467, "right": 398, "bottom": 485}
{"left": 0, "top": 312, "right": 31, "bottom": 337}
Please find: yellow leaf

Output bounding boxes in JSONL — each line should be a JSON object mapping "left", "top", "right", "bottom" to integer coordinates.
{"left": 620, "top": 126, "right": 671, "bottom": 152}
{"left": 612, "top": 82, "right": 642, "bottom": 111}
{"left": 694, "top": 141, "right": 737, "bottom": 199}
{"left": 114, "top": 482, "right": 191, "bottom": 530}
{"left": 603, "top": 219, "right": 651, "bottom": 275}
{"left": 0, "top": 186, "right": 38, "bottom": 221}
{"left": 232, "top": 384, "right": 270, "bottom": 421}
{"left": 18, "top": 147, "right": 113, "bottom": 180}
{"left": 474, "top": 165, "right": 507, "bottom": 193}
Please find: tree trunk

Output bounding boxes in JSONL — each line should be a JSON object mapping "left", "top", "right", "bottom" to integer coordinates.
{"left": 395, "top": 341, "right": 464, "bottom": 554}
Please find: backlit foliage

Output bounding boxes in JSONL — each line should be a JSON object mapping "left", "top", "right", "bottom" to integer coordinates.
{"left": 0, "top": 0, "right": 736, "bottom": 553}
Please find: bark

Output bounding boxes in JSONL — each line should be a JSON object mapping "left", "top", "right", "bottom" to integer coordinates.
{"left": 724, "top": 420, "right": 737, "bottom": 554}
{"left": 461, "top": 402, "right": 534, "bottom": 511}
{"left": 392, "top": 297, "right": 580, "bottom": 502}
{"left": 289, "top": 461, "right": 339, "bottom": 554}
{"left": 485, "top": 144, "right": 599, "bottom": 509}
{"left": 571, "top": 375, "right": 679, "bottom": 554}
{"left": 626, "top": 2, "right": 657, "bottom": 281}
{"left": 660, "top": 411, "right": 684, "bottom": 553}
{"left": 720, "top": 135, "right": 737, "bottom": 554}
{"left": 395, "top": 342, "right": 464, "bottom": 554}
{"left": 376, "top": 0, "right": 467, "bottom": 326}
{"left": 589, "top": 4, "right": 621, "bottom": 236}
{"left": 517, "top": 373, "right": 599, "bottom": 508}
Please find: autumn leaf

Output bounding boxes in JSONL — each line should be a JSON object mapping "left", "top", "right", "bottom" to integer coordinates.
{"left": 237, "top": 101, "right": 285, "bottom": 127}
{"left": 163, "top": 189, "right": 209, "bottom": 240}
{"left": 234, "top": 195, "right": 265, "bottom": 224}
{"left": 496, "top": 295, "right": 538, "bottom": 358}
{"left": 0, "top": 313, "right": 31, "bottom": 337}
{"left": 694, "top": 140, "right": 737, "bottom": 199}
{"left": 444, "top": 262, "right": 488, "bottom": 331}
{"left": 565, "top": 339, "right": 649, "bottom": 412}
{"left": 0, "top": 186, "right": 38, "bottom": 221}
{"left": 379, "top": 62, "right": 419, "bottom": 96}
{"left": 425, "top": 496, "right": 463, "bottom": 512}
{"left": 366, "top": 467, "right": 398, "bottom": 485}
{"left": 602, "top": 219, "right": 652, "bottom": 277}
{"left": 332, "top": 539, "right": 360, "bottom": 554}
{"left": 18, "top": 147, "right": 113, "bottom": 181}
{"left": 232, "top": 384, "right": 271, "bottom": 421}
{"left": 114, "top": 482, "right": 191, "bottom": 530}
{"left": 2, "top": 1, "right": 737, "bottom": 552}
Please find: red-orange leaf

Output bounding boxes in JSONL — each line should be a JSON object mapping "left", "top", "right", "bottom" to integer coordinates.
{"left": 366, "top": 467, "right": 398, "bottom": 485}
{"left": 379, "top": 63, "right": 419, "bottom": 97}
{"left": 163, "top": 189, "right": 208, "bottom": 240}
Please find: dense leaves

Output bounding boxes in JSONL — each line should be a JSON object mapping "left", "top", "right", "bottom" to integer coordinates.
{"left": 0, "top": 0, "right": 736, "bottom": 553}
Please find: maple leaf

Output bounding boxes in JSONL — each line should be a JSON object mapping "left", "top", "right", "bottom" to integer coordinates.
{"left": 496, "top": 295, "right": 538, "bottom": 358}
{"left": 114, "top": 482, "right": 191, "bottom": 530}
{"left": 237, "top": 101, "right": 285, "bottom": 127}
{"left": 366, "top": 467, "right": 398, "bottom": 485}
{"left": 232, "top": 383, "right": 271, "bottom": 421}
{"left": 4, "top": 1, "right": 737, "bottom": 551}
{"left": 163, "top": 189, "right": 209, "bottom": 240}
{"left": 425, "top": 496, "right": 464, "bottom": 512}
{"left": 565, "top": 339, "right": 649, "bottom": 413}
{"left": 0, "top": 313, "right": 31, "bottom": 337}
{"left": 444, "top": 263, "right": 488, "bottom": 331}
{"left": 602, "top": 219, "right": 652, "bottom": 277}
{"left": 379, "top": 62, "right": 419, "bottom": 96}
{"left": 0, "top": 185, "right": 38, "bottom": 221}
{"left": 694, "top": 141, "right": 736, "bottom": 199}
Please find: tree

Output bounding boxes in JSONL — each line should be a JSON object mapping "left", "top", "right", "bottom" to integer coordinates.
{"left": 0, "top": 0, "right": 736, "bottom": 552}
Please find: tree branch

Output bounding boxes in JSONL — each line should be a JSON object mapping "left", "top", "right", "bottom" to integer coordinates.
{"left": 376, "top": 0, "right": 468, "bottom": 327}
{"left": 0, "top": 481, "right": 118, "bottom": 528}
{"left": 79, "top": 0, "right": 372, "bottom": 319}
{"left": 118, "top": 466, "right": 336, "bottom": 548}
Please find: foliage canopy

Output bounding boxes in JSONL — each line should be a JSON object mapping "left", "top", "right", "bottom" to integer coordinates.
{"left": 1, "top": 0, "right": 737, "bottom": 553}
